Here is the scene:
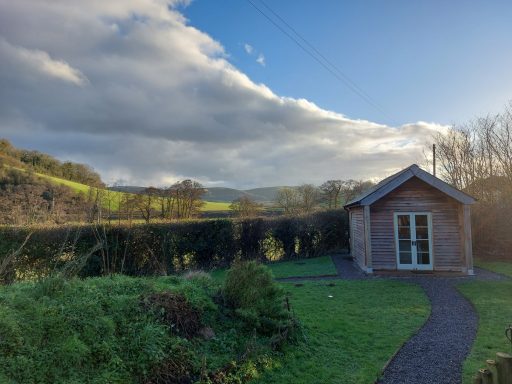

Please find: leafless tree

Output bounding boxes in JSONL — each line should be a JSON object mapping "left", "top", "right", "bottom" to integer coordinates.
{"left": 429, "top": 101, "right": 512, "bottom": 255}
{"left": 275, "top": 187, "right": 301, "bottom": 215}
{"left": 170, "top": 180, "right": 206, "bottom": 219}
{"left": 230, "top": 195, "right": 262, "bottom": 218}
{"left": 320, "top": 180, "right": 343, "bottom": 208}
{"left": 297, "top": 184, "right": 320, "bottom": 213}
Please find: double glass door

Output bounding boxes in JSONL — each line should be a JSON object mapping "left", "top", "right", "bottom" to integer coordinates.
{"left": 394, "top": 212, "right": 433, "bottom": 270}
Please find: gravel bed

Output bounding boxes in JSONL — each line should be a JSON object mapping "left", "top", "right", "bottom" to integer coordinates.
{"left": 378, "top": 277, "right": 478, "bottom": 384}
{"left": 330, "top": 254, "right": 367, "bottom": 279}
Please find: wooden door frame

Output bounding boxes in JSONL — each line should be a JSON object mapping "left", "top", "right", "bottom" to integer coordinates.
{"left": 393, "top": 212, "right": 434, "bottom": 271}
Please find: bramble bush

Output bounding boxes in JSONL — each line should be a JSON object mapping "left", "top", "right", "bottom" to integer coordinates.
{"left": 0, "top": 209, "right": 348, "bottom": 282}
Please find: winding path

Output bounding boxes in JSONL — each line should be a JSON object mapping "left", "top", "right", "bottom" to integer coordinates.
{"left": 378, "top": 277, "right": 477, "bottom": 384}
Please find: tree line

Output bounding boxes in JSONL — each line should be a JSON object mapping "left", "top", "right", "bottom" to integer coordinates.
{"left": 0, "top": 139, "right": 103, "bottom": 187}
{"left": 229, "top": 180, "right": 374, "bottom": 218}
{"left": 430, "top": 101, "right": 512, "bottom": 256}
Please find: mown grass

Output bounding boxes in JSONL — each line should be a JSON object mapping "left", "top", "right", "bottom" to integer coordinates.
{"left": 269, "top": 255, "right": 337, "bottom": 278}
{"left": 210, "top": 255, "right": 338, "bottom": 282}
{"left": 458, "top": 280, "right": 512, "bottom": 383}
{"left": 255, "top": 280, "right": 430, "bottom": 384}
{"left": 474, "top": 259, "right": 512, "bottom": 278}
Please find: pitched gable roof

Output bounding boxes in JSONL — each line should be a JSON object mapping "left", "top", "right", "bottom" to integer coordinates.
{"left": 344, "top": 164, "right": 476, "bottom": 208}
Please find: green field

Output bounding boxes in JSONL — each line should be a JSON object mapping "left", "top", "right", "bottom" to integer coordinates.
{"left": 458, "top": 280, "right": 512, "bottom": 383}
{"left": 34, "top": 171, "right": 231, "bottom": 212}
{"left": 210, "top": 256, "right": 338, "bottom": 282}
{"left": 256, "top": 280, "right": 430, "bottom": 383}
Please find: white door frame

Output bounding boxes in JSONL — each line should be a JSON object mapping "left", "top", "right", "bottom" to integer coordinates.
{"left": 393, "top": 212, "right": 434, "bottom": 271}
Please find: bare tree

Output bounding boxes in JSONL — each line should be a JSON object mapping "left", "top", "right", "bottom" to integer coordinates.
{"left": 170, "top": 180, "right": 206, "bottom": 219}
{"left": 428, "top": 101, "right": 512, "bottom": 255}
{"left": 275, "top": 187, "right": 301, "bottom": 214}
{"left": 320, "top": 180, "right": 343, "bottom": 208}
{"left": 297, "top": 184, "right": 320, "bottom": 213}
{"left": 136, "top": 187, "right": 160, "bottom": 224}
{"left": 230, "top": 195, "right": 262, "bottom": 218}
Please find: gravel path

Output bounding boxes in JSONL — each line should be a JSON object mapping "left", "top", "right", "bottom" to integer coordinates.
{"left": 378, "top": 267, "right": 506, "bottom": 384}
{"left": 331, "top": 253, "right": 367, "bottom": 279}
{"left": 378, "top": 277, "right": 478, "bottom": 384}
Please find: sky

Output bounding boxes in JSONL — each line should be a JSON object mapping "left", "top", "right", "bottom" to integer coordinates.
{"left": 0, "top": 0, "right": 511, "bottom": 188}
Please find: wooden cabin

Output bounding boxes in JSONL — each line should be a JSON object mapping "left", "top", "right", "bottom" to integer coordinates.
{"left": 344, "top": 164, "right": 476, "bottom": 275}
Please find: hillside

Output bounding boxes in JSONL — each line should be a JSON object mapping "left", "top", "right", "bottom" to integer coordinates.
{"left": 0, "top": 139, "right": 230, "bottom": 214}
{"left": 36, "top": 173, "right": 230, "bottom": 212}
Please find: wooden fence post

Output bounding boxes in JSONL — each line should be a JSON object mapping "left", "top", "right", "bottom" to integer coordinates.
{"left": 486, "top": 359, "right": 498, "bottom": 384}
{"left": 479, "top": 368, "right": 493, "bottom": 384}
{"left": 496, "top": 352, "right": 512, "bottom": 384}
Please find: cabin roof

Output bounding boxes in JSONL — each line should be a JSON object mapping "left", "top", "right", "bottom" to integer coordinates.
{"left": 344, "top": 164, "right": 476, "bottom": 208}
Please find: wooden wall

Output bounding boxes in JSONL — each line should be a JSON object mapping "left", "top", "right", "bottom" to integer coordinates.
{"left": 350, "top": 207, "right": 366, "bottom": 270}
{"left": 369, "top": 177, "right": 464, "bottom": 271}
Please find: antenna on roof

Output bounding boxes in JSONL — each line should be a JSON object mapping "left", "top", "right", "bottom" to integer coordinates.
{"left": 433, "top": 144, "right": 437, "bottom": 177}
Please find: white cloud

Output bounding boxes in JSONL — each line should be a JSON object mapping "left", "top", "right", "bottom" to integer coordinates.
{"left": 256, "top": 53, "right": 265, "bottom": 67}
{"left": 0, "top": 0, "right": 445, "bottom": 188}
{"left": 244, "top": 43, "right": 253, "bottom": 54}
{"left": 0, "top": 38, "right": 88, "bottom": 86}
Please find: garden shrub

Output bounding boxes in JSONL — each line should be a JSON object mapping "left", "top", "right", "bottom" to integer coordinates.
{"left": 222, "top": 261, "right": 291, "bottom": 337}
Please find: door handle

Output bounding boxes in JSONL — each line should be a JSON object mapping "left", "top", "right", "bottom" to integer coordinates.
{"left": 412, "top": 241, "right": 416, "bottom": 246}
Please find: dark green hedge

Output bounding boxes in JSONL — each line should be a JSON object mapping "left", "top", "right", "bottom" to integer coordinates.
{"left": 0, "top": 209, "right": 348, "bottom": 282}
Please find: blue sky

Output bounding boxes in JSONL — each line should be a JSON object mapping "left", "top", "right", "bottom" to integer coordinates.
{"left": 0, "top": 0, "right": 510, "bottom": 187}
{"left": 183, "top": 0, "right": 512, "bottom": 126}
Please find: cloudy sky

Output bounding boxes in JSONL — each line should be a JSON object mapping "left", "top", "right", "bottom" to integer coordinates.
{"left": 0, "top": 0, "right": 510, "bottom": 188}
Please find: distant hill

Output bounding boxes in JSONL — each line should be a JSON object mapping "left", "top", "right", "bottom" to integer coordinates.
{"left": 110, "top": 185, "right": 291, "bottom": 204}
{"left": 109, "top": 186, "right": 147, "bottom": 194}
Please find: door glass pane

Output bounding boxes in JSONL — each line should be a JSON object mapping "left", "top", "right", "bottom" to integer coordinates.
{"left": 416, "top": 240, "right": 429, "bottom": 252}
{"left": 415, "top": 215, "right": 428, "bottom": 227}
{"left": 400, "top": 252, "right": 412, "bottom": 264}
{"left": 418, "top": 252, "right": 430, "bottom": 264}
{"left": 398, "top": 215, "right": 410, "bottom": 226}
{"left": 399, "top": 240, "right": 411, "bottom": 252}
{"left": 398, "top": 227, "right": 410, "bottom": 239}
{"left": 416, "top": 227, "right": 429, "bottom": 239}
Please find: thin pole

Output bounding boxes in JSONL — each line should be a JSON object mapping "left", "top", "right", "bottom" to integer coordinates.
{"left": 433, "top": 144, "right": 437, "bottom": 177}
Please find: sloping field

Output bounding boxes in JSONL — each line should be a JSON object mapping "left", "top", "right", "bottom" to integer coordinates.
{"left": 33, "top": 171, "right": 231, "bottom": 212}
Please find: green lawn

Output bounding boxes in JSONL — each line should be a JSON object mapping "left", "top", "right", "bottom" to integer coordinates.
{"left": 210, "top": 255, "right": 338, "bottom": 282}
{"left": 255, "top": 280, "right": 430, "bottom": 384}
{"left": 269, "top": 255, "right": 338, "bottom": 278}
{"left": 474, "top": 259, "right": 512, "bottom": 278}
{"left": 458, "top": 281, "right": 512, "bottom": 383}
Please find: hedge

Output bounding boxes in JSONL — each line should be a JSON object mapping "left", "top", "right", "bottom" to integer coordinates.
{"left": 0, "top": 209, "right": 348, "bottom": 282}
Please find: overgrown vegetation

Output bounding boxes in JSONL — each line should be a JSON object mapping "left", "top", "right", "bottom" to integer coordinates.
{"left": 0, "top": 262, "right": 297, "bottom": 383}
{"left": 0, "top": 166, "right": 92, "bottom": 224}
{"left": 0, "top": 210, "right": 348, "bottom": 283}
{"left": 457, "top": 280, "right": 512, "bottom": 384}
